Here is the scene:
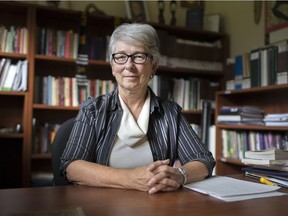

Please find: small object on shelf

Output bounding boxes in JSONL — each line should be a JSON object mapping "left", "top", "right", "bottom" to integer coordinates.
{"left": 46, "top": 0, "right": 61, "bottom": 7}
{"left": 170, "top": 0, "right": 177, "bottom": 26}
{"left": 203, "top": 14, "right": 221, "bottom": 32}
{"left": 186, "top": 7, "right": 203, "bottom": 30}
{"left": 158, "top": 0, "right": 165, "bottom": 24}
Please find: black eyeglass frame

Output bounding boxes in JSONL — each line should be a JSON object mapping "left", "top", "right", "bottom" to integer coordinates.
{"left": 112, "top": 53, "right": 153, "bottom": 65}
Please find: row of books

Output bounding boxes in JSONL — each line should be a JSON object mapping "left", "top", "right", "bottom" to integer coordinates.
{"left": 157, "top": 29, "right": 223, "bottom": 71}
{"left": 34, "top": 75, "right": 116, "bottom": 107}
{"left": 157, "top": 29, "right": 222, "bottom": 61}
{"left": 0, "top": 25, "right": 28, "bottom": 54}
{"left": 221, "top": 129, "right": 288, "bottom": 160}
{"left": 149, "top": 75, "right": 219, "bottom": 110}
{"left": 37, "top": 27, "right": 79, "bottom": 59}
{"left": 225, "top": 43, "right": 288, "bottom": 90}
{"left": 37, "top": 27, "right": 110, "bottom": 61}
{"left": 242, "top": 148, "right": 288, "bottom": 188}
{"left": 0, "top": 58, "right": 28, "bottom": 91}
{"left": 32, "top": 119, "right": 61, "bottom": 154}
{"left": 217, "top": 106, "right": 264, "bottom": 125}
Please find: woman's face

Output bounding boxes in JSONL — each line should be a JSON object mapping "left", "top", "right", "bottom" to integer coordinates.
{"left": 111, "top": 40, "right": 156, "bottom": 93}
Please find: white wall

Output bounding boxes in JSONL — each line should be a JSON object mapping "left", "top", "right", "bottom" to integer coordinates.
{"left": 205, "top": 1, "right": 265, "bottom": 57}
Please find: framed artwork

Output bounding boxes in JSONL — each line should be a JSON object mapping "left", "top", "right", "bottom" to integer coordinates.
{"left": 203, "top": 14, "right": 221, "bottom": 32}
{"left": 265, "top": 1, "right": 288, "bottom": 44}
{"left": 125, "top": 0, "right": 149, "bottom": 22}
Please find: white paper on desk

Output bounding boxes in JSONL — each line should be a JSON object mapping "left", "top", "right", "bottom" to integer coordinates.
{"left": 184, "top": 176, "right": 287, "bottom": 202}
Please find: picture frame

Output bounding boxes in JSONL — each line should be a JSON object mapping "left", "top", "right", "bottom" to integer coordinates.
{"left": 125, "top": 0, "right": 149, "bottom": 22}
{"left": 203, "top": 14, "right": 221, "bottom": 32}
{"left": 265, "top": 1, "right": 288, "bottom": 44}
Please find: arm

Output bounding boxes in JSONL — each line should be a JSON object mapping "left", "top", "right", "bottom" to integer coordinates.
{"left": 146, "top": 107, "right": 214, "bottom": 194}
{"left": 66, "top": 159, "right": 169, "bottom": 192}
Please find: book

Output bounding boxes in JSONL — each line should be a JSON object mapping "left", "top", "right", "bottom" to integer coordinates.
{"left": 219, "top": 106, "right": 264, "bottom": 114}
{"left": 250, "top": 49, "right": 261, "bottom": 87}
{"left": 263, "top": 113, "right": 288, "bottom": 126}
{"left": 186, "top": 7, "right": 204, "bottom": 30}
{"left": 242, "top": 167, "right": 288, "bottom": 178}
{"left": 217, "top": 114, "right": 263, "bottom": 122}
{"left": 264, "top": 113, "right": 288, "bottom": 122}
{"left": 244, "top": 148, "right": 288, "bottom": 160}
{"left": 264, "top": 122, "right": 288, "bottom": 126}
{"left": 277, "top": 43, "right": 288, "bottom": 85}
{"left": 245, "top": 171, "right": 288, "bottom": 188}
{"left": 250, "top": 164, "right": 288, "bottom": 172}
{"left": 242, "top": 158, "right": 288, "bottom": 166}
{"left": 234, "top": 54, "right": 243, "bottom": 81}
{"left": 1, "top": 64, "right": 18, "bottom": 91}
{"left": 0, "top": 58, "right": 11, "bottom": 89}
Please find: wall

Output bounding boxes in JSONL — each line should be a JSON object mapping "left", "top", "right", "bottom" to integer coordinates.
{"left": 205, "top": 1, "right": 265, "bottom": 57}
{"left": 32, "top": 0, "right": 266, "bottom": 57}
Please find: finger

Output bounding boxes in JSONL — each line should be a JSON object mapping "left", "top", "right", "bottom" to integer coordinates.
{"left": 148, "top": 180, "right": 180, "bottom": 194}
{"left": 147, "top": 159, "right": 170, "bottom": 172}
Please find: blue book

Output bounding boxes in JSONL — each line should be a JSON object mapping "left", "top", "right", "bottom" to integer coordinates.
{"left": 242, "top": 167, "right": 288, "bottom": 178}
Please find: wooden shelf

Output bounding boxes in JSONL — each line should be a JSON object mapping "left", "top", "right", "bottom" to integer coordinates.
{"left": 0, "top": 91, "right": 27, "bottom": 96}
{"left": 33, "top": 104, "right": 80, "bottom": 111}
{"left": 216, "top": 124, "right": 288, "bottom": 131}
{"left": 215, "top": 84, "right": 288, "bottom": 175}
{"left": 0, "top": 51, "right": 27, "bottom": 59}
{"left": 0, "top": 133, "right": 24, "bottom": 139}
{"left": 31, "top": 153, "right": 51, "bottom": 159}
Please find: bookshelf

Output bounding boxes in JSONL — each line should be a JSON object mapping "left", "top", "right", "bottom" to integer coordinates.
{"left": 0, "top": 2, "right": 31, "bottom": 188}
{"left": 215, "top": 84, "right": 288, "bottom": 175}
{"left": 0, "top": 2, "right": 228, "bottom": 187}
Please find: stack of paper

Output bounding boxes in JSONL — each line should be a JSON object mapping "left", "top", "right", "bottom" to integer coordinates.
{"left": 217, "top": 105, "right": 264, "bottom": 125}
{"left": 263, "top": 113, "right": 288, "bottom": 126}
{"left": 184, "top": 176, "right": 286, "bottom": 202}
{"left": 242, "top": 148, "right": 288, "bottom": 171}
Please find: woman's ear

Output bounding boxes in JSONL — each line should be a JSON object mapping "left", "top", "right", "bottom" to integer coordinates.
{"left": 151, "top": 62, "right": 158, "bottom": 75}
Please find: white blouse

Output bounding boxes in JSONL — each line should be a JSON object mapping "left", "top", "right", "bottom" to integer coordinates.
{"left": 109, "top": 92, "right": 153, "bottom": 168}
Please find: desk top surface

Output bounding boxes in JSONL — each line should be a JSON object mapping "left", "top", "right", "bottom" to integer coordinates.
{"left": 0, "top": 175, "right": 287, "bottom": 216}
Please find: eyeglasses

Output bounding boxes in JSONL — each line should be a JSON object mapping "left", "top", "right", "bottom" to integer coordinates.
{"left": 112, "top": 53, "right": 152, "bottom": 64}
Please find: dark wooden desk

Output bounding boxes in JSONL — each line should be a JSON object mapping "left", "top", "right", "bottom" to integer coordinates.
{"left": 0, "top": 175, "right": 287, "bottom": 216}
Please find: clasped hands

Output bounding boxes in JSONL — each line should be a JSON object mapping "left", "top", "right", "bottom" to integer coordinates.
{"left": 131, "top": 159, "right": 184, "bottom": 194}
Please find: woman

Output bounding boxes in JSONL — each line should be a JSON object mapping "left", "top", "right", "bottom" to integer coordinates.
{"left": 60, "top": 23, "right": 215, "bottom": 194}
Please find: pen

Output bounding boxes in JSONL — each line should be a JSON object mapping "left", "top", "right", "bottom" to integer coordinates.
{"left": 260, "top": 177, "right": 277, "bottom": 186}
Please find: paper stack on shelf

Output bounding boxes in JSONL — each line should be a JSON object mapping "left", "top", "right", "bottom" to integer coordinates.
{"left": 263, "top": 113, "right": 288, "bottom": 126}
{"left": 217, "top": 105, "right": 264, "bottom": 125}
{"left": 242, "top": 148, "right": 288, "bottom": 171}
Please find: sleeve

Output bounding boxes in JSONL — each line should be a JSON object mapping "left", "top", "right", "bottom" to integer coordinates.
{"left": 60, "top": 105, "right": 97, "bottom": 177}
{"left": 177, "top": 113, "right": 216, "bottom": 177}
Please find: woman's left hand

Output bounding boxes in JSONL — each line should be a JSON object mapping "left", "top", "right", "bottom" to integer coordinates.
{"left": 146, "top": 159, "right": 183, "bottom": 194}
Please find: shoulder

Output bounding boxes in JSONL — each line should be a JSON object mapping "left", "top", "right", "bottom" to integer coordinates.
{"left": 80, "top": 90, "right": 119, "bottom": 112}
{"left": 150, "top": 89, "right": 182, "bottom": 115}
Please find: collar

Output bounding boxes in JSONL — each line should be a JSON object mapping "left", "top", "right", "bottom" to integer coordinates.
{"left": 110, "top": 86, "right": 161, "bottom": 114}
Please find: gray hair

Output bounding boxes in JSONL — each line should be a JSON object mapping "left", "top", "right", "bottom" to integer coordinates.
{"left": 108, "top": 23, "right": 160, "bottom": 67}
